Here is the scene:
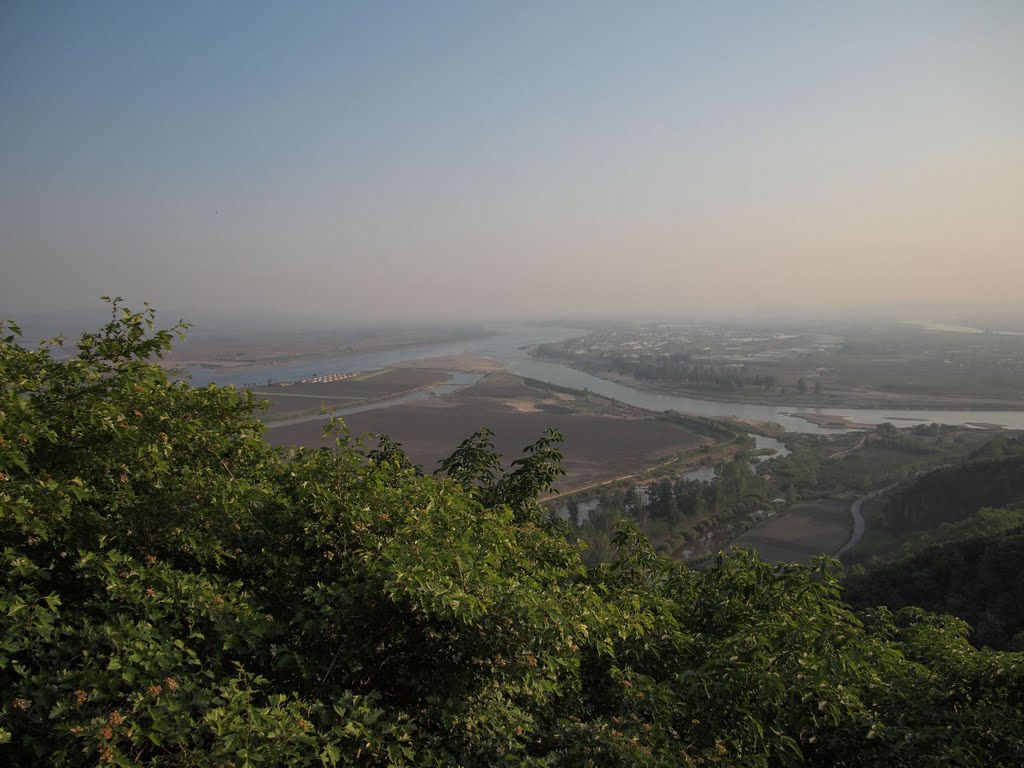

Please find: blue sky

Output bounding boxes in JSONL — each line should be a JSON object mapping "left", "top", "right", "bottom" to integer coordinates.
{"left": 1, "top": 1, "right": 1022, "bottom": 318}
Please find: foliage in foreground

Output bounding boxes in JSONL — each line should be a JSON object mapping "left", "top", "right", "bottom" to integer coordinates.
{"left": 2, "top": 303, "right": 1023, "bottom": 766}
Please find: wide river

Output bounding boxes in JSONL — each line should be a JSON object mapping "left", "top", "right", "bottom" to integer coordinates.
{"left": 186, "top": 326, "right": 1024, "bottom": 435}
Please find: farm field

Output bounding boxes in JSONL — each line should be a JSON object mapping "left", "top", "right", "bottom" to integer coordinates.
{"left": 730, "top": 498, "right": 852, "bottom": 563}
{"left": 264, "top": 372, "right": 708, "bottom": 493}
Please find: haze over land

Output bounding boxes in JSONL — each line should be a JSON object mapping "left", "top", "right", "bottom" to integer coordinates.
{"left": 2, "top": 1, "right": 1023, "bottom": 319}
{"left": 6, "top": 6, "right": 1024, "bottom": 763}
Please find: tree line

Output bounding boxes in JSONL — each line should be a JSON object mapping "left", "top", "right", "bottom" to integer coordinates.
{"left": 537, "top": 345, "right": 778, "bottom": 393}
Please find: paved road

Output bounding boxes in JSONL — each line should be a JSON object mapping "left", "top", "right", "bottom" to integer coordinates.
{"left": 835, "top": 484, "right": 898, "bottom": 557}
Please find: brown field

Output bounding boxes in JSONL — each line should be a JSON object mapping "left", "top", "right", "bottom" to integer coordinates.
{"left": 264, "top": 373, "right": 707, "bottom": 492}
{"left": 252, "top": 368, "right": 450, "bottom": 419}
{"left": 731, "top": 498, "right": 851, "bottom": 563}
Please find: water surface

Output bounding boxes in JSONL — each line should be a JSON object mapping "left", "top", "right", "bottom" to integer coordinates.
{"left": 192, "top": 327, "right": 1024, "bottom": 434}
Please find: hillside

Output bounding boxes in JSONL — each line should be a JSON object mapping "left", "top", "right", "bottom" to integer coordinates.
{"left": 844, "top": 507, "right": 1024, "bottom": 650}
{"left": 876, "top": 438, "right": 1024, "bottom": 533}
{"left": 2, "top": 304, "right": 1024, "bottom": 766}
{"left": 841, "top": 443, "right": 1024, "bottom": 650}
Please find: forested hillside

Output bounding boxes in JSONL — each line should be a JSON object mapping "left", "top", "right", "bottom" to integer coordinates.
{"left": 842, "top": 438, "right": 1024, "bottom": 649}
{"left": 3, "top": 304, "right": 1024, "bottom": 766}
{"left": 879, "top": 438, "right": 1024, "bottom": 532}
{"left": 844, "top": 507, "right": 1024, "bottom": 650}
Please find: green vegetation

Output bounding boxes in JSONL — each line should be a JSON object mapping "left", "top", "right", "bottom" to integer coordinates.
{"left": 572, "top": 425, "right": 990, "bottom": 566}
{"left": 843, "top": 434, "right": 1024, "bottom": 562}
{"left": 875, "top": 436, "right": 1024, "bottom": 534}
{"left": 575, "top": 451, "right": 771, "bottom": 564}
{"left": 766, "top": 428, "right": 987, "bottom": 500}
{"left": 3, "top": 303, "right": 1024, "bottom": 766}
{"left": 842, "top": 441, "right": 1024, "bottom": 650}
{"left": 844, "top": 507, "right": 1024, "bottom": 650}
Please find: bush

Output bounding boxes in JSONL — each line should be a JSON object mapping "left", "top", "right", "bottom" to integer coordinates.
{"left": 2, "top": 303, "right": 1023, "bottom": 766}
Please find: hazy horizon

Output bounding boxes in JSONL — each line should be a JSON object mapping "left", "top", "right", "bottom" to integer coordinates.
{"left": 2, "top": 2, "right": 1022, "bottom": 318}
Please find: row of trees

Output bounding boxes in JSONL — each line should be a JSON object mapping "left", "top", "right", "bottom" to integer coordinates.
{"left": 795, "top": 376, "right": 823, "bottom": 395}
{"left": 536, "top": 345, "right": 779, "bottom": 393}
{"left": 3, "top": 303, "right": 1024, "bottom": 765}
{"left": 607, "top": 352, "right": 776, "bottom": 392}
{"left": 626, "top": 455, "right": 770, "bottom": 526}
{"left": 568, "top": 452, "right": 778, "bottom": 565}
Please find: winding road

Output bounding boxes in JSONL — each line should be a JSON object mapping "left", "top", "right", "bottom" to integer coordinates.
{"left": 835, "top": 484, "right": 898, "bottom": 557}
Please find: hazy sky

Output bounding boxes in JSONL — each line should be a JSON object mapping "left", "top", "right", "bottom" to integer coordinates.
{"left": 1, "top": 1, "right": 1022, "bottom": 319}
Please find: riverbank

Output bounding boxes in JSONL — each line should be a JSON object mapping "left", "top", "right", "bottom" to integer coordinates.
{"left": 162, "top": 330, "right": 499, "bottom": 378}
{"left": 533, "top": 356, "right": 1024, "bottom": 413}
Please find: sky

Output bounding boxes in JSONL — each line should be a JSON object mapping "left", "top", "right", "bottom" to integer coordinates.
{"left": 1, "top": 1, "right": 1022, "bottom": 320}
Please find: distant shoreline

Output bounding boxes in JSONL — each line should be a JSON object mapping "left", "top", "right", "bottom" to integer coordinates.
{"left": 531, "top": 355, "right": 1024, "bottom": 413}
{"left": 907, "top": 320, "right": 1024, "bottom": 336}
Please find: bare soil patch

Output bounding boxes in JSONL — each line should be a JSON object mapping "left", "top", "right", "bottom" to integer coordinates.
{"left": 459, "top": 372, "right": 545, "bottom": 399}
{"left": 731, "top": 498, "right": 851, "bottom": 563}
{"left": 265, "top": 387, "right": 706, "bottom": 492}
{"left": 505, "top": 401, "right": 541, "bottom": 413}
{"left": 722, "top": 417, "right": 786, "bottom": 437}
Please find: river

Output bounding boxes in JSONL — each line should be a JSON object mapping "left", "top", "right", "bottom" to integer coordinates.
{"left": 186, "top": 326, "right": 1024, "bottom": 435}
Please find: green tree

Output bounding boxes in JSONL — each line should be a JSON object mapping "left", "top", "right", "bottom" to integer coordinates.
{"left": 2, "top": 302, "right": 1024, "bottom": 767}
{"left": 565, "top": 497, "right": 581, "bottom": 528}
